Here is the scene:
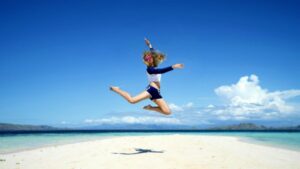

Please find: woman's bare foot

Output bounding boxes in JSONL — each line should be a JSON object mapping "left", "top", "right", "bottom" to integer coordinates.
{"left": 109, "top": 86, "right": 120, "bottom": 92}
{"left": 143, "top": 104, "right": 152, "bottom": 110}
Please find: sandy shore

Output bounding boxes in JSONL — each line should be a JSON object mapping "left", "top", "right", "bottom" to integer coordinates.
{"left": 0, "top": 135, "right": 299, "bottom": 169}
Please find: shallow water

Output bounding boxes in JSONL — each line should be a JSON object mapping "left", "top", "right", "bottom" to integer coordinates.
{"left": 0, "top": 131, "right": 299, "bottom": 154}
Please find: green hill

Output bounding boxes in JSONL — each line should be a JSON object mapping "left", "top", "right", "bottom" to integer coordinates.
{"left": 0, "top": 123, "right": 57, "bottom": 131}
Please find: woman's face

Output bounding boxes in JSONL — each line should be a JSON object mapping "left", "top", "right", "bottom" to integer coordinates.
{"left": 144, "top": 54, "right": 153, "bottom": 65}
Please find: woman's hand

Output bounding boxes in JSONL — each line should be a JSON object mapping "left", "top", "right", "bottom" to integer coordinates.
{"left": 144, "top": 38, "right": 151, "bottom": 47}
{"left": 172, "top": 64, "right": 184, "bottom": 69}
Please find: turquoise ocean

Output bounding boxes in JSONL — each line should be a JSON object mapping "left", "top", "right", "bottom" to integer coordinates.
{"left": 1, "top": 131, "right": 300, "bottom": 154}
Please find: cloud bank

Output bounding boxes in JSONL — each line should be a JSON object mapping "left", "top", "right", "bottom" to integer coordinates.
{"left": 82, "top": 74, "right": 300, "bottom": 127}
{"left": 84, "top": 116, "right": 182, "bottom": 125}
{"left": 169, "top": 74, "right": 300, "bottom": 122}
{"left": 212, "top": 74, "right": 300, "bottom": 120}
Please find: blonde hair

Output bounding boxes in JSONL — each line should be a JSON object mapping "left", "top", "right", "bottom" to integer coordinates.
{"left": 143, "top": 51, "right": 166, "bottom": 67}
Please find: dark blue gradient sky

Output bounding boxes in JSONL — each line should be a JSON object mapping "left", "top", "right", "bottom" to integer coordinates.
{"left": 0, "top": 0, "right": 299, "bottom": 127}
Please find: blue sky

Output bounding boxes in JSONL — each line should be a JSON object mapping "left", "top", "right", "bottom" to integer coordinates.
{"left": 1, "top": 0, "right": 300, "bottom": 127}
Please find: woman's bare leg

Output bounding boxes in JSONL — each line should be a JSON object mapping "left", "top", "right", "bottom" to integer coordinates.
{"left": 143, "top": 99, "right": 172, "bottom": 115}
{"left": 143, "top": 105, "right": 164, "bottom": 114}
{"left": 110, "top": 86, "right": 151, "bottom": 104}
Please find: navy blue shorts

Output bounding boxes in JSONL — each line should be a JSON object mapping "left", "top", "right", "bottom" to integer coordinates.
{"left": 146, "top": 85, "right": 162, "bottom": 100}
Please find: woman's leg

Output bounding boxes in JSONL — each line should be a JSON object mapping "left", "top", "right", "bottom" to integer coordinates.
{"left": 110, "top": 86, "right": 151, "bottom": 104}
{"left": 143, "top": 99, "right": 172, "bottom": 115}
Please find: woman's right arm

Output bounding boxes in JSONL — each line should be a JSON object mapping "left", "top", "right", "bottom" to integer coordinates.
{"left": 145, "top": 38, "right": 155, "bottom": 52}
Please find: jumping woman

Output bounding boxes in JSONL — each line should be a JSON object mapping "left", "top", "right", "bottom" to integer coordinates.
{"left": 110, "top": 38, "right": 184, "bottom": 115}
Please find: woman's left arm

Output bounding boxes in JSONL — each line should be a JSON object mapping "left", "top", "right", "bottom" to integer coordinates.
{"left": 147, "top": 66, "right": 174, "bottom": 74}
{"left": 147, "top": 64, "right": 184, "bottom": 74}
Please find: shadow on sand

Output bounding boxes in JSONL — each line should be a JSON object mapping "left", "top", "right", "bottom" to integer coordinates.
{"left": 112, "top": 148, "right": 164, "bottom": 155}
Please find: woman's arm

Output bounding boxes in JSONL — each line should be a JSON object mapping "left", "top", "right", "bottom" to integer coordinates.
{"left": 147, "top": 66, "right": 173, "bottom": 74}
{"left": 147, "top": 64, "right": 184, "bottom": 74}
{"left": 172, "top": 64, "right": 184, "bottom": 69}
{"left": 145, "top": 38, "right": 155, "bottom": 52}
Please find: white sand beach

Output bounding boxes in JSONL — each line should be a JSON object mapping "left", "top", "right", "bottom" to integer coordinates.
{"left": 0, "top": 135, "right": 299, "bottom": 169}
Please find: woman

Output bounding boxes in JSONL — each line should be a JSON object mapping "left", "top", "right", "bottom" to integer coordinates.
{"left": 110, "top": 38, "right": 184, "bottom": 115}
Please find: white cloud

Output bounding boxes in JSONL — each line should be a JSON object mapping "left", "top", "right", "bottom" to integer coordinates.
{"left": 61, "top": 121, "right": 69, "bottom": 124}
{"left": 169, "top": 103, "right": 184, "bottom": 112}
{"left": 212, "top": 74, "right": 300, "bottom": 120}
{"left": 185, "top": 102, "right": 194, "bottom": 108}
{"left": 167, "top": 102, "right": 216, "bottom": 125}
{"left": 207, "top": 104, "right": 215, "bottom": 108}
{"left": 169, "top": 102, "right": 194, "bottom": 112}
{"left": 84, "top": 116, "right": 182, "bottom": 125}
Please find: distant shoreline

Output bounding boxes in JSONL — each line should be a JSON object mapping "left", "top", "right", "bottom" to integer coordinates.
{"left": 1, "top": 122, "right": 300, "bottom": 134}
{"left": 1, "top": 129, "right": 300, "bottom": 134}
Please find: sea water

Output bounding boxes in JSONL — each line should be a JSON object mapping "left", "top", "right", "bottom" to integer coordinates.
{"left": 0, "top": 131, "right": 299, "bottom": 154}
{"left": 191, "top": 131, "right": 300, "bottom": 151}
